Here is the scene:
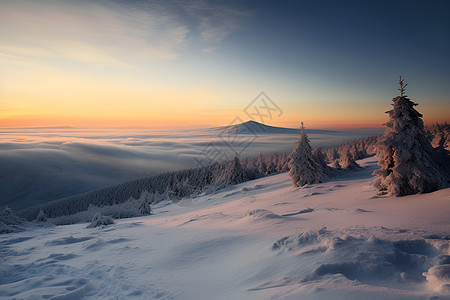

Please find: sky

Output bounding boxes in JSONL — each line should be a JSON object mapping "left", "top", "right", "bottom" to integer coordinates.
{"left": 1, "top": 0, "right": 449, "bottom": 129}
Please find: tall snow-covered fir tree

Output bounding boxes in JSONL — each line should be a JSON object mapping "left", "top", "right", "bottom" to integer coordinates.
{"left": 373, "top": 76, "right": 447, "bottom": 196}
{"left": 288, "top": 122, "right": 324, "bottom": 187}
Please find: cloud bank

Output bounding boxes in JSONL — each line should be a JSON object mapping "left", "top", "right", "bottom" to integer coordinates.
{"left": 0, "top": 126, "right": 379, "bottom": 211}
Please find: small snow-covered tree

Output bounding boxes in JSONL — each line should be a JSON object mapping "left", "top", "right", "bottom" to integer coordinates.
{"left": 256, "top": 153, "right": 267, "bottom": 175}
{"left": 0, "top": 206, "right": 25, "bottom": 234}
{"left": 138, "top": 199, "right": 152, "bottom": 215}
{"left": 277, "top": 152, "right": 289, "bottom": 172}
{"left": 138, "top": 190, "right": 154, "bottom": 204}
{"left": 35, "top": 209, "right": 47, "bottom": 222}
{"left": 265, "top": 154, "right": 277, "bottom": 175}
{"left": 328, "top": 148, "right": 340, "bottom": 163}
{"left": 340, "top": 149, "right": 360, "bottom": 170}
{"left": 224, "top": 153, "right": 248, "bottom": 185}
{"left": 288, "top": 122, "right": 324, "bottom": 187}
{"left": 373, "top": 77, "right": 447, "bottom": 196}
{"left": 312, "top": 147, "right": 331, "bottom": 175}
{"left": 434, "top": 130, "right": 449, "bottom": 155}
{"left": 434, "top": 130, "right": 450, "bottom": 179}
{"left": 137, "top": 190, "right": 152, "bottom": 215}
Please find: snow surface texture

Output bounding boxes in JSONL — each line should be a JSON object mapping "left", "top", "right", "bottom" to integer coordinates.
{"left": 1, "top": 157, "right": 449, "bottom": 299}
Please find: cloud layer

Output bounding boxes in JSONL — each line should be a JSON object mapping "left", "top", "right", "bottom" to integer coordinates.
{"left": 0, "top": 126, "right": 378, "bottom": 211}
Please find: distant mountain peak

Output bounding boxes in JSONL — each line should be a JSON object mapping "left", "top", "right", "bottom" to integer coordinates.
{"left": 242, "top": 120, "right": 260, "bottom": 125}
{"left": 221, "top": 120, "right": 297, "bottom": 134}
{"left": 211, "top": 120, "right": 341, "bottom": 135}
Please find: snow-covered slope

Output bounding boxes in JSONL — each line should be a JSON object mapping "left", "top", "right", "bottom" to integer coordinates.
{"left": 1, "top": 157, "right": 450, "bottom": 299}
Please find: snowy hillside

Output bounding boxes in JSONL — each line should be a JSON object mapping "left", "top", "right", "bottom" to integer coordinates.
{"left": 1, "top": 156, "right": 450, "bottom": 299}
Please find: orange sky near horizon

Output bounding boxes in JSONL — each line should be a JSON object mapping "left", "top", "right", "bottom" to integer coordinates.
{"left": 1, "top": 0, "right": 448, "bottom": 131}
{"left": 1, "top": 65, "right": 447, "bottom": 129}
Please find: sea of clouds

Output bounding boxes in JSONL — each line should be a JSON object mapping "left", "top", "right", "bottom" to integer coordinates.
{"left": 0, "top": 126, "right": 381, "bottom": 210}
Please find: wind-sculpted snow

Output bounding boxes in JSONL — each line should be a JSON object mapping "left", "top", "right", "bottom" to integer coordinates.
{"left": 271, "top": 228, "right": 449, "bottom": 289}
{"left": 44, "top": 236, "right": 95, "bottom": 246}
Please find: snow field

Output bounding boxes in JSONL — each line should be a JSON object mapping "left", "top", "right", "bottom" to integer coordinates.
{"left": 1, "top": 157, "right": 450, "bottom": 299}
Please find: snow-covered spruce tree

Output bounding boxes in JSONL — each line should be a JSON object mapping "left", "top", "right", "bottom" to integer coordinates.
{"left": 35, "top": 209, "right": 47, "bottom": 223}
{"left": 288, "top": 122, "right": 324, "bottom": 187}
{"left": 138, "top": 199, "right": 152, "bottom": 215}
{"left": 137, "top": 190, "right": 152, "bottom": 215}
{"left": 277, "top": 152, "right": 289, "bottom": 172}
{"left": 340, "top": 149, "right": 360, "bottom": 170}
{"left": 265, "top": 155, "right": 277, "bottom": 175}
{"left": 434, "top": 130, "right": 450, "bottom": 179}
{"left": 312, "top": 147, "right": 332, "bottom": 176}
{"left": 256, "top": 153, "right": 267, "bottom": 175}
{"left": 1, "top": 206, "right": 26, "bottom": 234}
{"left": 328, "top": 148, "right": 340, "bottom": 163}
{"left": 373, "top": 76, "right": 447, "bottom": 196}
{"left": 224, "top": 153, "right": 248, "bottom": 185}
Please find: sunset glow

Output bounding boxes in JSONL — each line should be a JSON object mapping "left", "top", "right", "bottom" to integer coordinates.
{"left": 1, "top": 0, "right": 449, "bottom": 129}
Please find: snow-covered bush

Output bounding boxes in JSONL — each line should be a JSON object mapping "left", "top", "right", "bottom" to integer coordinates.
{"left": 97, "top": 201, "right": 140, "bottom": 219}
{"left": 373, "top": 79, "right": 447, "bottom": 196}
{"left": 288, "top": 123, "right": 325, "bottom": 187}
{"left": 50, "top": 200, "right": 146, "bottom": 226}
{"left": 86, "top": 213, "right": 115, "bottom": 228}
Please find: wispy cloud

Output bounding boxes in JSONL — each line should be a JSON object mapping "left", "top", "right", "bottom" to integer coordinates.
{"left": 0, "top": 0, "right": 188, "bottom": 67}
{"left": 0, "top": 0, "right": 251, "bottom": 67}
{"left": 189, "top": 2, "right": 248, "bottom": 40}
{"left": 182, "top": 0, "right": 252, "bottom": 51}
